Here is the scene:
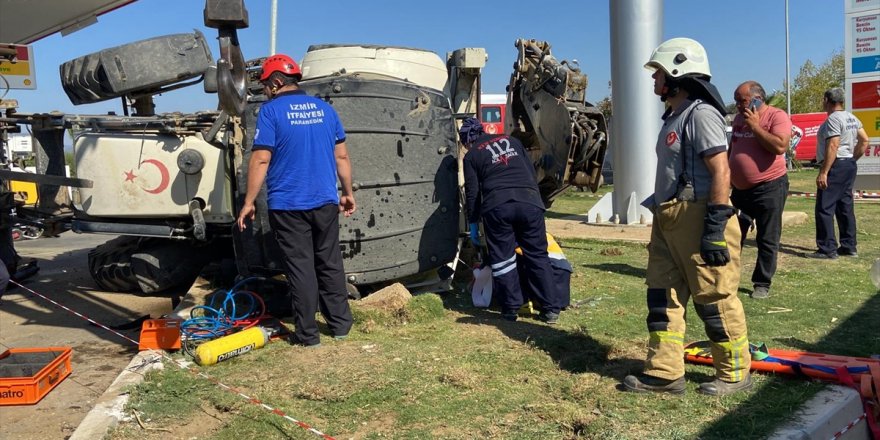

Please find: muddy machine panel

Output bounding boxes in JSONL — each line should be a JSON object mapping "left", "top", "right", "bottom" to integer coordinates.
{"left": 311, "top": 77, "right": 459, "bottom": 285}
{"left": 234, "top": 45, "right": 461, "bottom": 286}
{"left": 74, "top": 133, "right": 233, "bottom": 221}
{"left": 235, "top": 78, "right": 459, "bottom": 286}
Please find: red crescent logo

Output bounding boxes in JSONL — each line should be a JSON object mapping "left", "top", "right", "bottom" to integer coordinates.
{"left": 486, "top": 124, "right": 497, "bottom": 134}
{"left": 140, "top": 159, "right": 170, "bottom": 194}
{"left": 666, "top": 131, "right": 678, "bottom": 146}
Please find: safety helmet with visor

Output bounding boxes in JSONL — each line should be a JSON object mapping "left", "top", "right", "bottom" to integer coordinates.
{"left": 260, "top": 54, "right": 302, "bottom": 82}
{"left": 644, "top": 37, "right": 711, "bottom": 79}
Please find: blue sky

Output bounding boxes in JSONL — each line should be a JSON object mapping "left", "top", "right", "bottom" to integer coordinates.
{"left": 7, "top": 0, "right": 845, "bottom": 115}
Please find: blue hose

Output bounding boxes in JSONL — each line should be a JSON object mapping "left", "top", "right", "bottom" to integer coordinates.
{"left": 180, "top": 277, "right": 265, "bottom": 341}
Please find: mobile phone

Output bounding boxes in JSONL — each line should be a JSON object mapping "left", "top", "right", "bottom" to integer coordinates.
{"left": 750, "top": 97, "right": 762, "bottom": 111}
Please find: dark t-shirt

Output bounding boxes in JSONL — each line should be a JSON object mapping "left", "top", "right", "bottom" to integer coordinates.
{"left": 463, "top": 134, "right": 544, "bottom": 223}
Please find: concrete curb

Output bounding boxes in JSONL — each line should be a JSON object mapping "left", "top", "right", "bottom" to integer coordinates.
{"left": 68, "top": 279, "right": 214, "bottom": 439}
{"left": 769, "top": 385, "right": 870, "bottom": 440}
{"left": 68, "top": 351, "right": 165, "bottom": 440}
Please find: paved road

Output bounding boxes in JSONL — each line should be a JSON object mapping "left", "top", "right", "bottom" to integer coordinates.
{"left": 0, "top": 233, "right": 188, "bottom": 440}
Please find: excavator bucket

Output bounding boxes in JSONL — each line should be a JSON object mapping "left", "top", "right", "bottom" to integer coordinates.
{"left": 506, "top": 39, "right": 608, "bottom": 205}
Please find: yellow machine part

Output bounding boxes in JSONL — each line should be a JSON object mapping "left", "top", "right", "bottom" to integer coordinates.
{"left": 9, "top": 180, "right": 38, "bottom": 205}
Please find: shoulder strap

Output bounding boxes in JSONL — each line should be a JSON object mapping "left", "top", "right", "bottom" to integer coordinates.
{"left": 679, "top": 101, "right": 702, "bottom": 185}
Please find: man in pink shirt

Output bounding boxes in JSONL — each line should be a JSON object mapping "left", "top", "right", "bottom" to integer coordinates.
{"left": 729, "top": 81, "right": 791, "bottom": 299}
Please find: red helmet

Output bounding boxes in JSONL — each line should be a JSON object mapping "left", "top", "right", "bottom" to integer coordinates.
{"left": 260, "top": 54, "right": 302, "bottom": 81}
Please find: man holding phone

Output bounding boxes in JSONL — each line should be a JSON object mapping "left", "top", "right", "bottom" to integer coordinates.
{"left": 729, "top": 81, "right": 792, "bottom": 299}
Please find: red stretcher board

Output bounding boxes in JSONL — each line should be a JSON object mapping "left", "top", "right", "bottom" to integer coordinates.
{"left": 684, "top": 341, "right": 880, "bottom": 382}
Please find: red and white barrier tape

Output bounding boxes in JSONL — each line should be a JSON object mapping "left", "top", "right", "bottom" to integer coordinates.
{"left": 789, "top": 191, "right": 880, "bottom": 199}
{"left": 7, "top": 279, "right": 336, "bottom": 440}
{"left": 830, "top": 412, "right": 865, "bottom": 440}
{"left": 7, "top": 280, "right": 141, "bottom": 346}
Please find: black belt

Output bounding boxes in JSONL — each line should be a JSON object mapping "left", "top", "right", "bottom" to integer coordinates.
{"left": 819, "top": 157, "right": 854, "bottom": 165}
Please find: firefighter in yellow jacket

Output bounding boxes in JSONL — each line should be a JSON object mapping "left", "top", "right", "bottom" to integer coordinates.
{"left": 622, "top": 38, "right": 752, "bottom": 396}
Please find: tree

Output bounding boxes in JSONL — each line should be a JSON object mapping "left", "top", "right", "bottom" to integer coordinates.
{"left": 596, "top": 95, "right": 612, "bottom": 123}
{"left": 765, "top": 90, "right": 786, "bottom": 109}
{"left": 778, "top": 50, "right": 844, "bottom": 114}
{"left": 596, "top": 80, "right": 612, "bottom": 123}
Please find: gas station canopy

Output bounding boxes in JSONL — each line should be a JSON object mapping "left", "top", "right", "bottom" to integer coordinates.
{"left": 0, "top": 0, "right": 136, "bottom": 44}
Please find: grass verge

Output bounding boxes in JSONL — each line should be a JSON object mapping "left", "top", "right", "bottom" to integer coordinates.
{"left": 109, "top": 169, "right": 879, "bottom": 440}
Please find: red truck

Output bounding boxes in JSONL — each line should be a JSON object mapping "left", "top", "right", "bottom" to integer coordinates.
{"left": 791, "top": 112, "right": 828, "bottom": 164}
{"left": 480, "top": 94, "right": 507, "bottom": 135}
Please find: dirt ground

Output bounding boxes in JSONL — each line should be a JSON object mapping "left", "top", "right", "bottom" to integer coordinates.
{"left": 545, "top": 214, "right": 652, "bottom": 243}
{"left": 0, "top": 216, "right": 646, "bottom": 439}
{"left": 0, "top": 234, "right": 188, "bottom": 440}
{"left": 544, "top": 211, "right": 811, "bottom": 244}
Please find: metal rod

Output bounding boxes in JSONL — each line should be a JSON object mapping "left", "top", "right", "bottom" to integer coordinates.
{"left": 269, "top": 0, "right": 278, "bottom": 55}
{"left": 604, "top": 0, "right": 662, "bottom": 224}
{"left": 785, "top": 0, "right": 791, "bottom": 115}
{"left": 0, "top": 169, "right": 93, "bottom": 188}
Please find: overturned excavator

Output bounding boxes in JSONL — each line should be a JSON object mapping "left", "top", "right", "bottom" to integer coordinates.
{"left": 0, "top": 1, "right": 606, "bottom": 294}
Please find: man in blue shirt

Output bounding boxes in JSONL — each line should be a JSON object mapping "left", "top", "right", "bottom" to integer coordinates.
{"left": 237, "top": 54, "right": 355, "bottom": 347}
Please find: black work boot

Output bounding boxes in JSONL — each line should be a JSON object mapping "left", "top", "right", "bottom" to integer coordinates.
{"left": 501, "top": 312, "right": 518, "bottom": 322}
{"left": 697, "top": 374, "right": 753, "bottom": 396}
{"left": 622, "top": 374, "right": 686, "bottom": 394}
{"left": 538, "top": 311, "right": 559, "bottom": 325}
{"left": 750, "top": 285, "right": 770, "bottom": 300}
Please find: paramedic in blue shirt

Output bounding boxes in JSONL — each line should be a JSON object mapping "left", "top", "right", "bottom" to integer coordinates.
{"left": 236, "top": 54, "right": 355, "bottom": 347}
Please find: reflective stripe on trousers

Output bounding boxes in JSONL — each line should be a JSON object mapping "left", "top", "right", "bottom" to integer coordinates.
{"left": 643, "top": 199, "right": 750, "bottom": 382}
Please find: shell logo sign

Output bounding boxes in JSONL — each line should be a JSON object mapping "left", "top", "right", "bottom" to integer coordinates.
{"left": 0, "top": 44, "right": 36, "bottom": 90}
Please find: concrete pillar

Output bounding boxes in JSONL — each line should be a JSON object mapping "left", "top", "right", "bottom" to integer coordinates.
{"left": 590, "top": 0, "right": 663, "bottom": 224}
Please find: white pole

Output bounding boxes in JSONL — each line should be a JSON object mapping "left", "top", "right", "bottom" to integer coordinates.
{"left": 600, "top": 0, "right": 662, "bottom": 224}
{"left": 785, "top": 0, "right": 791, "bottom": 115}
{"left": 269, "top": 0, "right": 278, "bottom": 55}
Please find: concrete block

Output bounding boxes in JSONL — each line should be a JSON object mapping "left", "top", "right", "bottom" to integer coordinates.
{"left": 782, "top": 211, "right": 809, "bottom": 227}
{"left": 769, "top": 385, "right": 869, "bottom": 440}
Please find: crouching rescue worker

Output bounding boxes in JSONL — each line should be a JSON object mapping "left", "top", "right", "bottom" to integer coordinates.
{"left": 622, "top": 38, "right": 752, "bottom": 396}
{"left": 460, "top": 118, "right": 563, "bottom": 324}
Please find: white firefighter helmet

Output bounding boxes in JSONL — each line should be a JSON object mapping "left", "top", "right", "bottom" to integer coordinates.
{"left": 644, "top": 37, "right": 711, "bottom": 79}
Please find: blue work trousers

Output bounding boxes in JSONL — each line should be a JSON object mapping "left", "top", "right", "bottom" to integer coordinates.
{"left": 815, "top": 159, "right": 858, "bottom": 255}
{"left": 482, "top": 202, "right": 560, "bottom": 315}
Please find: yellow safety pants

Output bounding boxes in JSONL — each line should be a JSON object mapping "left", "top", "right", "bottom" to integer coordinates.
{"left": 644, "top": 199, "right": 750, "bottom": 382}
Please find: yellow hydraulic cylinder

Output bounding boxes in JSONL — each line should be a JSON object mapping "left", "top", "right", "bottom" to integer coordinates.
{"left": 194, "top": 327, "right": 269, "bottom": 366}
